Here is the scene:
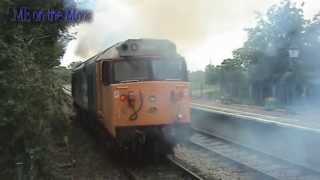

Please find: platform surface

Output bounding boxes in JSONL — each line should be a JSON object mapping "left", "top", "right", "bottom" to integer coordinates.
{"left": 192, "top": 99, "right": 320, "bottom": 133}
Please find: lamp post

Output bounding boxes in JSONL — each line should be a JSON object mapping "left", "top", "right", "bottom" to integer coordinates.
{"left": 288, "top": 47, "right": 300, "bottom": 59}
{"left": 288, "top": 45, "right": 300, "bottom": 64}
{"left": 287, "top": 46, "right": 300, "bottom": 104}
{"left": 288, "top": 46, "right": 300, "bottom": 70}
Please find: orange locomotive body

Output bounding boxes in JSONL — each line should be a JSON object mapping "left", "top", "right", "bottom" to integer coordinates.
{"left": 72, "top": 39, "right": 190, "bottom": 152}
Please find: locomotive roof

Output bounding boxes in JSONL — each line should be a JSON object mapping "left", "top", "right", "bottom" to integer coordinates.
{"left": 73, "top": 39, "right": 178, "bottom": 71}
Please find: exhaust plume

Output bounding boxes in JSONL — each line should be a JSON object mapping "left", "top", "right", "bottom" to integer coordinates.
{"left": 73, "top": 0, "right": 275, "bottom": 58}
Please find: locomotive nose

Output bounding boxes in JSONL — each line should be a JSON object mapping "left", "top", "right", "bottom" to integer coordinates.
{"left": 115, "top": 82, "right": 190, "bottom": 124}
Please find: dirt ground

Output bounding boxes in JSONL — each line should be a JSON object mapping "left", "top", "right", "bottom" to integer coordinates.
{"left": 44, "top": 121, "right": 129, "bottom": 180}
{"left": 44, "top": 115, "right": 190, "bottom": 180}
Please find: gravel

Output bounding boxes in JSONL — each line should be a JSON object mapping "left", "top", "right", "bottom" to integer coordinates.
{"left": 173, "top": 143, "right": 273, "bottom": 180}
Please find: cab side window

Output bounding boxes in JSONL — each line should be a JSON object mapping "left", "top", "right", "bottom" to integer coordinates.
{"left": 102, "top": 62, "right": 112, "bottom": 85}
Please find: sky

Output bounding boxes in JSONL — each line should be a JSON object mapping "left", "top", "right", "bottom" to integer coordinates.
{"left": 61, "top": 0, "right": 320, "bottom": 71}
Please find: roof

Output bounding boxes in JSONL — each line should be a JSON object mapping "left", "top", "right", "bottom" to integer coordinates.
{"left": 73, "top": 38, "right": 177, "bottom": 71}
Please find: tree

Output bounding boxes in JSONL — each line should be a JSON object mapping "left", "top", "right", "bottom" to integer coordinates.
{"left": 301, "top": 13, "right": 320, "bottom": 102}
{"left": 205, "top": 1, "right": 320, "bottom": 106}
{"left": 205, "top": 58, "right": 248, "bottom": 102}
{"left": 54, "top": 66, "right": 72, "bottom": 84}
{"left": 237, "top": 1, "right": 307, "bottom": 104}
{"left": 0, "top": 0, "right": 85, "bottom": 178}
{"left": 205, "top": 64, "right": 219, "bottom": 84}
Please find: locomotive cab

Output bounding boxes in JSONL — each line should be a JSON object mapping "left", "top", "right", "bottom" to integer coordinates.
{"left": 72, "top": 39, "right": 190, "bottom": 153}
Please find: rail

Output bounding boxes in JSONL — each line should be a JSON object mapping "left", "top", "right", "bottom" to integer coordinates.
{"left": 63, "top": 86, "right": 72, "bottom": 97}
{"left": 167, "top": 155, "right": 204, "bottom": 180}
{"left": 192, "top": 104, "right": 320, "bottom": 174}
{"left": 190, "top": 127, "right": 320, "bottom": 179}
{"left": 122, "top": 168, "right": 138, "bottom": 180}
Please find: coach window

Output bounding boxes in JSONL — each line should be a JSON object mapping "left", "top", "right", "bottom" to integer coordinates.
{"left": 102, "top": 61, "right": 112, "bottom": 85}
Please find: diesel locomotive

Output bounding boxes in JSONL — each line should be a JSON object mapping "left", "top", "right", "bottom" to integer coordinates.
{"left": 72, "top": 39, "right": 190, "bottom": 154}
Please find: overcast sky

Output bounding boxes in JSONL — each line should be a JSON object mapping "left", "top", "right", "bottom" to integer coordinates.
{"left": 62, "top": 0, "right": 320, "bottom": 71}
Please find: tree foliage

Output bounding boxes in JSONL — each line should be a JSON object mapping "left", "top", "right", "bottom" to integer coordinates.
{"left": 206, "top": 1, "right": 320, "bottom": 105}
{"left": 54, "top": 66, "right": 72, "bottom": 84}
{"left": 0, "top": 0, "right": 81, "bottom": 177}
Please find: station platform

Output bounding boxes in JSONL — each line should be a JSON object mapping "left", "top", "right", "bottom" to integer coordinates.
{"left": 192, "top": 99, "right": 320, "bottom": 133}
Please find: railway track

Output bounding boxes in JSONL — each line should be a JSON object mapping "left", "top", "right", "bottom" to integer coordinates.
{"left": 167, "top": 155, "right": 204, "bottom": 180}
{"left": 64, "top": 87, "right": 320, "bottom": 179}
{"left": 122, "top": 168, "right": 139, "bottom": 180}
{"left": 63, "top": 86, "right": 72, "bottom": 96}
{"left": 173, "top": 142, "right": 274, "bottom": 180}
{"left": 63, "top": 87, "right": 203, "bottom": 180}
{"left": 190, "top": 127, "right": 320, "bottom": 180}
{"left": 192, "top": 107, "right": 320, "bottom": 173}
{"left": 120, "top": 159, "right": 203, "bottom": 180}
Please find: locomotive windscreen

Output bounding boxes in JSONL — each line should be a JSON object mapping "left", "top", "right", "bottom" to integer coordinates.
{"left": 111, "top": 59, "right": 188, "bottom": 83}
{"left": 114, "top": 60, "right": 150, "bottom": 82}
{"left": 151, "top": 60, "right": 186, "bottom": 81}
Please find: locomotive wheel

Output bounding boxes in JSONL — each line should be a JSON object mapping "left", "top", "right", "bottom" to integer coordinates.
{"left": 152, "top": 139, "right": 161, "bottom": 162}
{"left": 144, "top": 136, "right": 160, "bottom": 162}
{"left": 136, "top": 143, "right": 144, "bottom": 161}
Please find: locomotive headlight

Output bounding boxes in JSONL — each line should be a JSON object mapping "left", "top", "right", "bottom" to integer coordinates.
{"left": 149, "top": 96, "right": 156, "bottom": 103}
{"left": 120, "top": 95, "right": 127, "bottom": 102}
{"left": 177, "top": 114, "right": 183, "bottom": 119}
{"left": 149, "top": 106, "right": 157, "bottom": 113}
{"left": 131, "top": 43, "right": 139, "bottom": 51}
{"left": 184, "top": 89, "right": 189, "bottom": 97}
